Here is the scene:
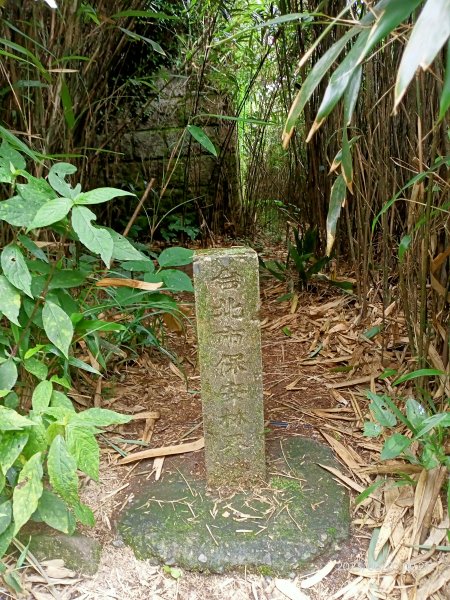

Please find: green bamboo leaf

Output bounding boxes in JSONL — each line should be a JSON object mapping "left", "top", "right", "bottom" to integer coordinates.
{"left": 60, "top": 78, "right": 75, "bottom": 130}
{"left": 42, "top": 300, "right": 74, "bottom": 358}
{"left": 74, "top": 187, "right": 134, "bottom": 205}
{"left": 1, "top": 244, "right": 33, "bottom": 298}
{"left": 394, "top": 0, "right": 450, "bottom": 110}
{"left": 0, "top": 274, "right": 21, "bottom": 325}
{"left": 358, "top": 0, "right": 422, "bottom": 66}
{"left": 393, "top": 368, "right": 446, "bottom": 386}
{"left": 439, "top": 41, "right": 450, "bottom": 121}
{"left": 71, "top": 205, "right": 113, "bottom": 267}
{"left": 343, "top": 65, "right": 362, "bottom": 125}
{"left": 415, "top": 413, "right": 450, "bottom": 438}
{"left": 119, "top": 28, "right": 166, "bottom": 55}
{"left": 341, "top": 127, "right": 353, "bottom": 191}
{"left": 112, "top": 10, "right": 175, "bottom": 20}
{"left": 314, "top": 28, "right": 371, "bottom": 129}
{"left": 12, "top": 452, "right": 43, "bottom": 534}
{"left": 326, "top": 175, "right": 346, "bottom": 256}
{"left": 29, "top": 197, "right": 73, "bottom": 229}
{"left": 283, "top": 30, "right": 355, "bottom": 144}
{"left": 187, "top": 125, "right": 217, "bottom": 157}
{"left": 0, "top": 125, "right": 40, "bottom": 162}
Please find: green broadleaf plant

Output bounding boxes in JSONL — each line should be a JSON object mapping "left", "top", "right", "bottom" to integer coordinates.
{"left": 0, "top": 131, "right": 194, "bottom": 565}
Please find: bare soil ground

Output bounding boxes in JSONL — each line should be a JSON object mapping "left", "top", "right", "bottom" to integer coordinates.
{"left": 2, "top": 258, "right": 449, "bottom": 599}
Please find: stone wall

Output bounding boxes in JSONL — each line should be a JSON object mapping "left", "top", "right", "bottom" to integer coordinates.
{"left": 98, "top": 76, "right": 241, "bottom": 233}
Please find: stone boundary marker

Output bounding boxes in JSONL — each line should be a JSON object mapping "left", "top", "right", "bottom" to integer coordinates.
{"left": 193, "top": 247, "right": 266, "bottom": 488}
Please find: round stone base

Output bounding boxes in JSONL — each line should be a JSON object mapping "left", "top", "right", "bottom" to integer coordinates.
{"left": 118, "top": 436, "right": 350, "bottom": 575}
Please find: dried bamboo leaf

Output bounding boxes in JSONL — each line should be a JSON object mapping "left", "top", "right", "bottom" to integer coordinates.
{"left": 416, "top": 562, "right": 450, "bottom": 600}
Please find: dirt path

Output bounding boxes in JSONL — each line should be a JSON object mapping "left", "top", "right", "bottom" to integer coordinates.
{"left": 5, "top": 273, "right": 404, "bottom": 599}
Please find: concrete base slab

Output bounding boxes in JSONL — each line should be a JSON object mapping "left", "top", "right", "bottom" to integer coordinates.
{"left": 118, "top": 437, "right": 350, "bottom": 575}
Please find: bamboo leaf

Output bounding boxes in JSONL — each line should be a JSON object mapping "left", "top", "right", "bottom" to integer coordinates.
{"left": 112, "top": 10, "right": 175, "bottom": 20}
{"left": 439, "top": 40, "right": 450, "bottom": 121}
{"left": 326, "top": 175, "right": 346, "bottom": 256}
{"left": 358, "top": 0, "right": 422, "bottom": 66}
{"left": 187, "top": 125, "right": 218, "bottom": 157}
{"left": 341, "top": 127, "right": 353, "bottom": 192}
{"left": 119, "top": 28, "right": 166, "bottom": 56}
{"left": 393, "top": 368, "right": 446, "bottom": 386}
{"left": 394, "top": 0, "right": 450, "bottom": 110}
{"left": 60, "top": 78, "right": 75, "bottom": 130}
{"left": 343, "top": 65, "right": 362, "bottom": 125}
{"left": 311, "top": 29, "right": 371, "bottom": 136}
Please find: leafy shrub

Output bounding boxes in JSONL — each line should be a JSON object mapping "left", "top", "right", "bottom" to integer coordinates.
{"left": 0, "top": 134, "right": 193, "bottom": 564}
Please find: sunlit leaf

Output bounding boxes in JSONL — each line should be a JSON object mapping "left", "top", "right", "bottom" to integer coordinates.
{"left": 0, "top": 274, "right": 21, "bottom": 325}
{"left": 326, "top": 175, "right": 346, "bottom": 256}
{"left": 393, "top": 368, "right": 445, "bottom": 386}
{"left": 187, "top": 125, "right": 217, "bottom": 157}
{"left": 29, "top": 196, "right": 73, "bottom": 229}
{"left": 71, "top": 205, "right": 113, "bottom": 267}
{"left": 12, "top": 452, "right": 43, "bottom": 534}
{"left": 42, "top": 300, "right": 74, "bottom": 358}
{"left": 394, "top": 0, "right": 450, "bottom": 110}
{"left": 380, "top": 433, "right": 412, "bottom": 460}
{"left": 1, "top": 244, "right": 33, "bottom": 297}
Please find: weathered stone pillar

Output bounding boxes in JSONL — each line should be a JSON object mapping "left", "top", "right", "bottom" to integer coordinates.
{"left": 193, "top": 247, "right": 266, "bottom": 488}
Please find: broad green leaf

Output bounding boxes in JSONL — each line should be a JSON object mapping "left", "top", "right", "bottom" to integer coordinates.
{"left": 66, "top": 425, "right": 99, "bottom": 480}
{"left": 29, "top": 197, "right": 73, "bottom": 229}
{"left": 394, "top": 0, "right": 450, "bottom": 110}
{"left": 160, "top": 269, "right": 193, "bottom": 292}
{"left": 326, "top": 175, "right": 346, "bottom": 256}
{"left": 47, "top": 436, "right": 79, "bottom": 507}
{"left": 70, "top": 408, "right": 131, "bottom": 428}
{"left": 0, "top": 523, "right": 14, "bottom": 559}
{"left": 439, "top": 41, "right": 450, "bottom": 121}
{"left": 187, "top": 125, "right": 217, "bottom": 157}
{"left": 35, "top": 489, "right": 75, "bottom": 535}
{"left": 107, "top": 228, "right": 147, "bottom": 261}
{"left": 31, "top": 380, "right": 53, "bottom": 413}
{"left": 71, "top": 205, "right": 113, "bottom": 267}
{"left": 0, "top": 430, "right": 29, "bottom": 471}
{"left": 50, "top": 390, "right": 75, "bottom": 411}
{"left": 380, "top": 433, "right": 412, "bottom": 460}
{"left": 22, "top": 416, "right": 48, "bottom": 458}
{"left": 48, "top": 163, "right": 77, "bottom": 198}
{"left": 0, "top": 359, "right": 18, "bottom": 391}
{"left": 42, "top": 300, "right": 74, "bottom": 358}
{"left": 158, "top": 246, "right": 193, "bottom": 267}
{"left": 0, "top": 406, "right": 34, "bottom": 431}
{"left": 0, "top": 274, "right": 21, "bottom": 325}
{"left": 48, "top": 269, "right": 88, "bottom": 289}
{"left": 0, "top": 195, "right": 46, "bottom": 227}
{"left": 0, "top": 139, "right": 25, "bottom": 170}
{"left": 13, "top": 452, "right": 43, "bottom": 534}
{"left": 405, "top": 399, "right": 428, "bottom": 430}
{"left": 369, "top": 394, "right": 397, "bottom": 427}
{"left": 314, "top": 28, "right": 371, "bottom": 131}
{"left": 1, "top": 244, "right": 33, "bottom": 298}
{"left": 120, "top": 260, "right": 155, "bottom": 273}
{"left": 363, "top": 421, "right": 383, "bottom": 437}
{"left": 393, "top": 368, "right": 445, "bottom": 386}
{"left": 17, "top": 175, "right": 56, "bottom": 205}
{"left": 0, "top": 500, "right": 12, "bottom": 536}
{"left": 358, "top": 0, "right": 422, "bottom": 66}
{"left": 18, "top": 234, "right": 49, "bottom": 263}
{"left": 74, "top": 187, "right": 134, "bottom": 205}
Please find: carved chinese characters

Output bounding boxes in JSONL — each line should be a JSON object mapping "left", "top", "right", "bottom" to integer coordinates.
{"left": 193, "top": 248, "right": 266, "bottom": 488}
